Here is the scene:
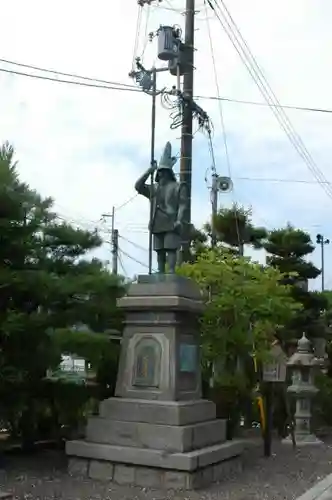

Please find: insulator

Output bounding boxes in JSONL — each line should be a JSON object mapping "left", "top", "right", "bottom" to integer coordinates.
{"left": 157, "top": 26, "right": 179, "bottom": 61}
{"left": 135, "top": 71, "right": 153, "bottom": 91}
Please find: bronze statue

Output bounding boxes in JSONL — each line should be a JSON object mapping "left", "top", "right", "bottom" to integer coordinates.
{"left": 135, "top": 142, "right": 188, "bottom": 274}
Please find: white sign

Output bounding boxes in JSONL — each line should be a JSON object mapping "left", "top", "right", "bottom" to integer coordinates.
{"left": 263, "top": 361, "right": 286, "bottom": 382}
{"left": 60, "top": 355, "right": 86, "bottom": 374}
{"left": 263, "top": 344, "right": 287, "bottom": 382}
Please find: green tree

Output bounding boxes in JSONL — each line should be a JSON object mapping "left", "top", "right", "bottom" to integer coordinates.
{"left": 188, "top": 225, "right": 208, "bottom": 263}
{"left": 264, "top": 224, "right": 327, "bottom": 343}
{"left": 179, "top": 247, "right": 300, "bottom": 372}
{"left": 178, "top": 247, "right": 300, "bottom": 435}
{"left": 0, "top": 142, "right": 125, "bottom": 444}
{"left": 205, "top": 203, "right": 267, "bottom": 255}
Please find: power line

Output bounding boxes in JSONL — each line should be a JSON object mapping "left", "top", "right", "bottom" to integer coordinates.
{"left": 196, "top": 94, "right": 332, "bottom": 115}
{"left": 119, "top": 247, "right": 154, "bottom": 272}
{"left": 132, "top": 4, "right": 143, "bottom": 70}
{"left": 204, "top": 2, "right": 230, "bottom": 177}
{"left": 235, "top": 176, "right": 332, "bottom": 185}
{"left": 0, "top": 58, "right": 138, "bottom": 90}
{"left": 0, "top": 67, "right": 143, "bottom": 93}
{"left": 118, "top": 251, "right": 129, "bottom": 278}
{"left": 3, "top": 58, "right": 332, "bottom": 115}
{"left": 204, "top": 0, "right": 242, "bottom": 251}
{"left": 208, "top": 0, "right": 332, "bottom": 203}
{"left": 118, "top": 234, "right": 149, "bottom": 253}
{"left": 54, "top": 193, "right": 139, "bottom": 230}
{"left": 115, "top": 193, "right": 138, "bottom": 211}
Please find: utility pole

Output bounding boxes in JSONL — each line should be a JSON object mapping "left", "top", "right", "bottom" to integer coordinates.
{"left": 180, "top": 0, "right": 195, "bottom": 260}
{"left": 131, "top": 0, "right": 203, "bottom": 265}
{"left": 129, "top": 53, "right": 168, "bottom": 274}
{"left": 209, "top": 172, "right": 233, "bottom": 248}
{"left": 211, "top": 173, "right": 218, "bottom": 248}
{"left": 316, "top": 233, "right": 330, "bottom": 291}
{"left": 112, "top": 229, "right": 119, "bottom": 275}
{"left": 101, "top": 206, "right": 118, "bottom": 275}
{"left": 148, "top": 68, "right": 157, "bottom": 275}
{"left": 110, "top": 206, "right": 118, "bottom": 275}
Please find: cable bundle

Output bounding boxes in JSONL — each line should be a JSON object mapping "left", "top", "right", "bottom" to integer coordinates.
{"left": 161, "top": 90, "right": 214, "bottom": 133}
{"left": 161, "top": 91, "right": 183, "bottom": 129}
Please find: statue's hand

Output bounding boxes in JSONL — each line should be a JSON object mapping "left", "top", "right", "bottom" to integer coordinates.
{"left": 148, "top": 160, "right": 157, "bottom": 174}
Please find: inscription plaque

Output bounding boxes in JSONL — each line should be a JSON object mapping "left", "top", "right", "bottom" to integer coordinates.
{"left": 132, "top": 337, "right": 161, "bottom": 388}
{"left": 179, "top": 343, "right": 197, "bottom": 373}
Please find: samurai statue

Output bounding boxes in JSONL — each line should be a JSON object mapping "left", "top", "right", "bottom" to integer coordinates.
{"left": 134, "top": 142, "right": 188, "bottom": 274}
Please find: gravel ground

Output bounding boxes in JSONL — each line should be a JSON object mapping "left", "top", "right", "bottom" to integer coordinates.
{"left": 1, "top": 439, "right": 332, "bottom": 500}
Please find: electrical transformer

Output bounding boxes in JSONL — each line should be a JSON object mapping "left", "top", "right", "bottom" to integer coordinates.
{"left": 157, "top": 25, "right": 179, "bottom": 61}
{"left": 168, "top": 43, "right": 186, "bottom": 76}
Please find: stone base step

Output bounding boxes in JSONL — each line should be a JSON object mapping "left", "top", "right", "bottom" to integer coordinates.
{"left": 66, "top": 438, "right": 243, "bottom": 471}
{"left": 99, "top": 398, "right": 216, "bottom": 425}
{"left": 86, "top": 416, "right": 226, "bottom": 453}
{"left": 67, "top": 440, "right": 244, "bottom": 490}
{"left": 282, "top": 433, "right": 323, "bottom": 446}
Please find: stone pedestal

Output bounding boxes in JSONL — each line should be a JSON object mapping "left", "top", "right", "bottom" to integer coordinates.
{"left": 66, "top": 275, "right": 244, "bottom": 489}
{"left": 0, "top": 493, "right": 13, "bottom": 500}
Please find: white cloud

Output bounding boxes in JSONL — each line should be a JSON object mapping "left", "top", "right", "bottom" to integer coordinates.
{"left": 1, "top": 0, "right": 332, "bottom": 284}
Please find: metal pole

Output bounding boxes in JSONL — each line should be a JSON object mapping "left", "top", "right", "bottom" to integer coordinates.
{"left": 111, "top": 206, "right": 118, "bottom": 275}
{"left": 112, "top": 230, "right": 118, "bottom": 275}
{"left": 263, "top": 381, "right": 273, "bottom": 457}
{"left": 148, "top": 68, "right": 157, "bottom": 275}
{"left": 111, "top": 205, "right": 115, "bottom": 237}
{"left": 180, "top": 0, "right": 195, "bottom": 262}
{"left": 211, "top": 174, "right": 218, "bottom": 248}
{"left": 321, "top": 239, "right": 325, "bottom": 292}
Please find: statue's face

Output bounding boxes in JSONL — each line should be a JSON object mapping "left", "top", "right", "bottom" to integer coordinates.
{"left": 157, "top": 169, "right": 172, "bottom": 185}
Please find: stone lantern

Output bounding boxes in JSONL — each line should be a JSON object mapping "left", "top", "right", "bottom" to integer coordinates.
{"left": 283, "top": 333, "right": 322, "bottom": 446}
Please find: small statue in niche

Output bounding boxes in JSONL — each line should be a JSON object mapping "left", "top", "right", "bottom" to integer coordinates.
{"left": 134, "top": 141, "right": 188, "bottom": 274}
{"left": 133, "top": 338, "right": 161, "bottom": 388}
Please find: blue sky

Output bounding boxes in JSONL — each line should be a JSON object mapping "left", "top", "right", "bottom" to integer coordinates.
{"left": 1, "top": 0, "right": 332, "bottom": 289}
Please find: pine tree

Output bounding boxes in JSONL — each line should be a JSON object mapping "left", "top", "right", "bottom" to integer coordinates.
{"left": 264, "top": 223, "right": 327, "bottom": 343}
{"left": 0, "top": 142, "right": 125, "bottom": 443}
{"left": 204, "top": 203, "right": 267, "bottom": 255}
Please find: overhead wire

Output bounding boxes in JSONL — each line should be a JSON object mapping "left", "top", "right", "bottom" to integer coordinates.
{"left": 162, "top": 0, "right": 183, "bottom": 11}
{"left": 118, "top": 247, "right": 156, "bottom": 272}
{"left": 115, "top": 193, "right": 138, "bottom": 211}
{"left": 118, "top": 234, "right": 149, "bottom": 253}
{"left": 55, "top": 214, "right": 104, "bottom": 232}
{"left": 235, "top": 176, "right": 332, "bottom": 185}
{"left": 2, "top": 9, "right": 332, "bottom": 242}
{"left": 204, "top": 1, "right": 230, "bottom": 179}
{"left": 140, "top": 4, "right": 152, "bottom": 61}
{"left": 0, "top": 67, "right": 143, "bottom": 93}
{"left": 204, "top": 0, "right": 242, "bottom": 250}
{"left": 0, "top": 58, "right": 138, "bottom": 90}
{"left": 118, "top": 252, "right": 130, "bottom": 278}
{"left": 195, "top": 94, "right": 332, "bottom": 115}
{"left": 208, "top": 0, "right": 332, "bottom": 202}
{"left": 3, "top": 57, "right": 332, "bottom": 115}
{"left": 52, "top": 192, "right": 140, "bottom": 232}
{"left": 132, "top": 4, "right": 143, "bottom": 70}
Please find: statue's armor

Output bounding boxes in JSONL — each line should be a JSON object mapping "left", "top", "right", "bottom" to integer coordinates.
{"left": 134, "top": 141, "right": 189, "bottom": 272}
{"left": 149, "top": 182, "right": 184, "bottom": 234}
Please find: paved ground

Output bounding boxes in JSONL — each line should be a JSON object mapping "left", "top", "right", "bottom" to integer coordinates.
{"left": 1, "top": 439, "right": 332, "bottom": 500}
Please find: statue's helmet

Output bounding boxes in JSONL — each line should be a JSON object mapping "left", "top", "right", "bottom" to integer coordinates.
{"left": 155, "top": 141, "right": 177, "bottom": 182}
